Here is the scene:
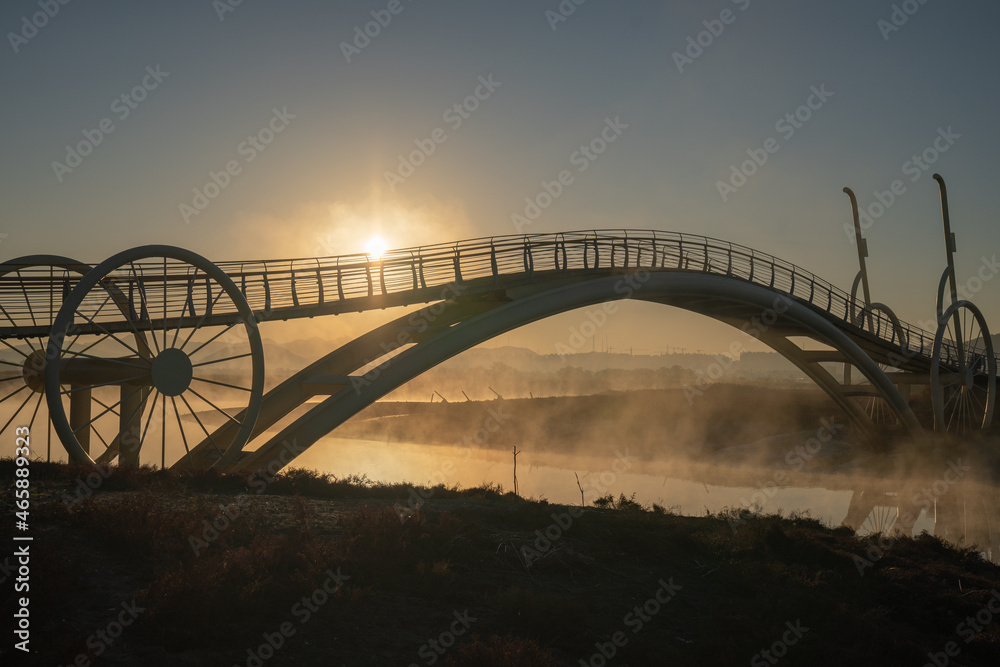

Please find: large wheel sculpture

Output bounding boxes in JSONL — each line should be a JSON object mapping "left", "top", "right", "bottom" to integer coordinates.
{"left": 45, "top": 246, "right": 264, "bottom": 468}
{"left": 846, "top": 301, "right": 909, "bottom": 425}
{"left": 931, "top": 300, "right": 996, "bottom": 433}
{"left": 0, "top": 256, "right": 92, "bottom": 461}
{"left": 858, "top": 503, "right": 901, "bottom": 537}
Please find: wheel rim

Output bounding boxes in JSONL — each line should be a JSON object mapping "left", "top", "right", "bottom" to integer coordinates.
{"left": 858, "top": 504, "right": 899, "bottom": 537}
{"left": 847, "top": 303, "right": 909, "bottom": 426}
{"left": 0, "top": 256, "right": 93, "bottom": 462}
{"left": 45, "top": 246, "right": 264, "bottom": 468}
{"left": 931, "top": 300, "right": 996, "bottom": 433}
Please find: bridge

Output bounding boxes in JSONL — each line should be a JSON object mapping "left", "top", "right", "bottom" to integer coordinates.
{"left": 0, "top": 175, "right": 995, "bottom": 474}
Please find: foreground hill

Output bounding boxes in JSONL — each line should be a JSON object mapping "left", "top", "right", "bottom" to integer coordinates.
{"left": 3, "top": 462, "right": 999, "bottom": 666}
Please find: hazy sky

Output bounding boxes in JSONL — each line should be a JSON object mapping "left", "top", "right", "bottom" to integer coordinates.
{"left": 3, "top": 0, "right": 999, "bottom": 355}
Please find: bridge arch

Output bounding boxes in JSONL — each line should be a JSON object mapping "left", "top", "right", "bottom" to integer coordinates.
{"left": 233, "top": 271, "right": 919, "bottom": 474}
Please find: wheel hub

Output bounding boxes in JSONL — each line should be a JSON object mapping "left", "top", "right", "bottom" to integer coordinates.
{"left": 151, "top": 347, "right": 193, "bottom": 396}
{"left": 21, "top": 349, "right": 45, "bottom": 393}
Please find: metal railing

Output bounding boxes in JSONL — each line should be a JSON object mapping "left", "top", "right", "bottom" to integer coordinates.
{"left": 0, "top": 230, "right": 993, "bottom": 371}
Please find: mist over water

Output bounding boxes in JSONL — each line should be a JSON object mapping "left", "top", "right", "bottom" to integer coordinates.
{"left": 5, "top": 332, "right": 998, "bottom": 565}
{"left": 283, "top": 380, "right": 1000, "bottom": 564}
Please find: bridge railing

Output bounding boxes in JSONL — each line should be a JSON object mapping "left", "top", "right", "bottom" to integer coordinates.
{"left": 0, "top": 230, "right": 991, "bottom": 371}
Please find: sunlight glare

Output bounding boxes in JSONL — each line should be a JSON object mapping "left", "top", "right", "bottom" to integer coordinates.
{"left": 365, "top": 235, "right": 388, "bottom": 259}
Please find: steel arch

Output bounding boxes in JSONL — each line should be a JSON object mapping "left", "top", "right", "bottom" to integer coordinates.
{"left": 235, "top": 272, "right": 920, "bottom": 475}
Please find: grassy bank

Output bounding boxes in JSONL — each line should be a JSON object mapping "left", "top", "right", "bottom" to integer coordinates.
{"left": 3, "top": 462, "right": 1000, "bottom": 666}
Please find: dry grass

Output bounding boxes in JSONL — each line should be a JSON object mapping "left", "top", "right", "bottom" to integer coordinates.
{"left": 445, "top": 634, "right": 562, "bottom": 666}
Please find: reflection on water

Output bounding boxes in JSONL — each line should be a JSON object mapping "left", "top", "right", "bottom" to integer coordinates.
{"left": 291, "top": 436, "right": 999, "bottom": 564}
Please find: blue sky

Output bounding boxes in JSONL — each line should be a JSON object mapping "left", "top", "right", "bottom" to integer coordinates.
{"left": 2, "top": 0, "right": 999, "bottom": 354}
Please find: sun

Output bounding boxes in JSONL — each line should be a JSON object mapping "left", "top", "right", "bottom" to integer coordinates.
{"left": 365, "top": 235, "right": 388, "bottom": 259}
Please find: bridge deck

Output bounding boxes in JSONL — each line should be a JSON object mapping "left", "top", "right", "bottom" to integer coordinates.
{"left": 0, "top": 230, "right": 992, "bottom": 373}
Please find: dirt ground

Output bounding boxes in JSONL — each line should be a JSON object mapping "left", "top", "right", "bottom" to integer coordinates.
{"left": 3, "top": 456, "right": 1000, "bottom": 667}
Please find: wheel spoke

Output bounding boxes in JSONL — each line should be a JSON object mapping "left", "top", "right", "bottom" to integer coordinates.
{"left": 179, "top": 288, "right": 228, "bottom": 351}
{"left": 161, "top": 388, "right": 166, "bottom": 469}
{"left": 191, "top": 352, "right": 252, "bottom": 368}
{"left": 69, "top": 330, "right": 118, "bottom": 358}
{"left": 970, "top": 390, "right": 985, "bottom": 416}
{"left": 64, "top": 291, "right": 117, "bottom": 357}
{"left": 72, "top": 308, "right": 146, "bottom": 358}
{"left": 943, "top": 385, "right": 962, "bottom": 411}
{"left": 959, "top": 394, "right": 972, "bottom": 432}
{"left": 90, "top": 421, "right": 112, "bottom": 458}
{"left": 16, "top": 269, "right": 39, "bottom": 329}
{"left": 185, "top": 321, "right": 239, "bottom": 359}
{"left": 170, "top": 314, "right": 184, "bottom": 350}
{"left": 0, "top": 390, "right": 35, "bottom": 435}
{"left": 965, "top": 391, "right": 982, "bottom": 430}
{"left": 191, "top": 376, "right": 252, "bottom": 392}
{"left": 26, "top": 391, "right": 44, "bottom": 437}
{"left": 0, "top": 301, "right": 22, "bottom": 330}
{"left": 961, "top": 393, "right": 974, "bottom": 431}
{"left": 947, "top": 390, "right": 962, "bottom": 430}
{"left": 162, "top": 258, "right": 169, "bottom": 352}
{"left": 138, "top": 390, "right": 161, "bottom": 457}
{"left": 171, "top": 269, "right": 198, "bottom": 350}
{"left": 91, "top": 394, "right": 122, "bottom": 419}
{"left": 0, "top": 338, "right": 30, "bottom": 360}
{"left": 0, "top": 383, "right": 29, "bottom": 405}
{"left": 186, "top": 387, "right": 242, "bottom": 426}
{"left": 130, "top": 264, "right": 161, "bottom": 356}
{"left": 20, "top": 336, "right": 40, "bottom": 358}
{"left": 109, "top": 388, "right": 149, "bottom": 452}
{"left": 70, "top": 384, "right": 145, "bottom": 435}
{"left": 178, "top": 391, "right": 224, "bottom": 457}
{"left": 170, "top": 396, "right": 194, "bottom": 465}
